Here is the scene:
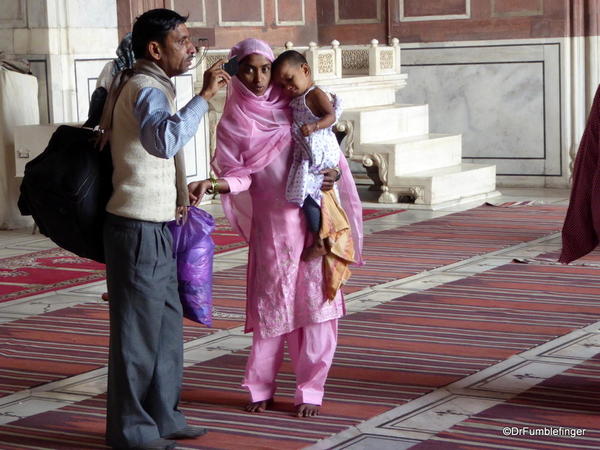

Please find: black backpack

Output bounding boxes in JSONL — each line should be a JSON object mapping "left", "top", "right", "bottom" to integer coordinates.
{"left": 18, "top": 125, "right": 112, "bottom": 263}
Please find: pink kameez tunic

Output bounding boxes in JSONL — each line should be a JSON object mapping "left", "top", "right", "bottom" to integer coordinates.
{"left": 224, "top": 145, "right": 345, "bottom": 339}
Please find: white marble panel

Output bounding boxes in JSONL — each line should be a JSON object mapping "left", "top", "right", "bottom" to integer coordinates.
{"left": 330, "top": 434, "right": 419, "bottom": 450}
{"left": 64, "top": 0, "right": 117, "bottom": 28}
{"left": 28, "top": 59, "right": 50, "bottom": 124}
{"left": 0, "top": 313, "right": 26, "bottom": 323}
{"left": 69, "top": 281, "right": 107, "bottom": 296}
{"left": 45, "top": 0, "right": 65, "bottom": 28}
{"left": 464, "top": 360, "right": 574, "bottom": 394}
{"left": 0, "top": 29, "right": 13, "bottom": 52}
{"left": 0, "top": 0, "right": 27, "bottom": 27}
{"left": 173, "top": 73, "right": 211, "bottom": 181}
{"left": 175, "top": 74, "right": 198, "bottom": 178}
{"left": 373, "top": 273, "right": 467, "bottom": 292}
{"left": 55, "top": 374, "right": 107, "bottom": 396}
{"left": 384, "top": 395, "right": 503, "bottom": 434}
{"left": 539, "top": 333, "right": 600, "bottom": 360}
{"left": 401, "top": 63, "right": 543, "bottom": 168}
{"left": 74, "top": 58, "right": 111, "bottom": 122}
{"left": 0, "top": 293, "right": 99, "bottom": 316}
{"left": 399, "top": 42, "right": 562, "bottom": 180}
{"left": 0, "top": 248, "right": 32, "bottom": 258}
{"left": 26, "top": 0, "right": 48, "bottom": 28}
{"left": 0, "top": 397, "right": 72, "bottom": 425}
{"left": 18, "top": 28, "right": 75, "bottom": 55}
{"left": 446, "top": 256, "right": 515, "bottom": 274}
{"left": 66, "top": 28, "right": 118, "bottom": 55}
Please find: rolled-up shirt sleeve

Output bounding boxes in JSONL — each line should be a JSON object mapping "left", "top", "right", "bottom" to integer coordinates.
{"left": 134, "top": 87, "right": 209, "bottom": 159}
{"left": 222, "top": 175, "right": 251, "bottom": 193}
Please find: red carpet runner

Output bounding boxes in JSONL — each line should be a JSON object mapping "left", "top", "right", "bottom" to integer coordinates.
{"left": 0, "top": 204, "right": 586, "bottom": 448}
{"left": 0, "top": 205, "right": 567, "bottom": 400}
{"left": 413, "top": 353, "right": 600, "bottom": 449}
{"left": 0, "top": 209, "right": 403, "bottom": 303}
{"left": 2, "top": 257, "right": 600, "bottom": 448}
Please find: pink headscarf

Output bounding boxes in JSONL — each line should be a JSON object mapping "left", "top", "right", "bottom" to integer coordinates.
{"left": 212, "top": 39, "right": 292, "bottom": 240}
{"left": 212, "top": 38, "right": 363, "bottom": 263}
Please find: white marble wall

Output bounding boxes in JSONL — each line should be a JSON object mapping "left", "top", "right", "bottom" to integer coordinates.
{"left": 0, "top": 0, "right": 119, "bottom": 124}
{"left": 399, "top": 40, "right": 567, "bottom": 188}
{"left": 174, "top": 73, "right": 212, "bottom": 181}
{"left": 5, "top": 1, "right": 211, "bottom": 183}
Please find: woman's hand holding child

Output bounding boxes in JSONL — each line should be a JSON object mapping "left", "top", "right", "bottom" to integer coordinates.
{"left": 301, "top": 122, "right": 319, "bottom": 136}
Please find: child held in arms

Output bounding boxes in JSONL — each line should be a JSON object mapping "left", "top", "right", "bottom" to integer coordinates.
{"left": 272, "top": 50, "right": 344, "bottom": 260}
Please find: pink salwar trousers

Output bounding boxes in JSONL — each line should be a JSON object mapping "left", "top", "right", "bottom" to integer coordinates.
{"left": 242, "top": 319, "right": 338, "bottom": 406}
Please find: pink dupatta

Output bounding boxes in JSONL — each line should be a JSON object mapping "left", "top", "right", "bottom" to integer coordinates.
{"left": 212, "top": 39, "right": 292, "bottom": 241}
{"left": 212, "top": 38, "right": 363, "bottom": 263}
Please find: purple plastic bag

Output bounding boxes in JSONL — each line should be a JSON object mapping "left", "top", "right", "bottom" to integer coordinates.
{"left": 168, "top": 206, "right": 215, "bottom": 326}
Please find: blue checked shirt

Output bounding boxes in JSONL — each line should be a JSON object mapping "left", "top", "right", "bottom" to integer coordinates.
{"left": 134, "top": 87, "right": 209, "bottom": 159}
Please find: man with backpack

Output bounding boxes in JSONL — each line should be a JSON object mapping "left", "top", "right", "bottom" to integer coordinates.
{"left": 101, "top": 9, "right": 230, "bottom": 449}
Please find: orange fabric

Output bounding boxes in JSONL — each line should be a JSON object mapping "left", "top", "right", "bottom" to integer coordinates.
{"left": 320, "top": 190, "right": 356, "bottom": 301}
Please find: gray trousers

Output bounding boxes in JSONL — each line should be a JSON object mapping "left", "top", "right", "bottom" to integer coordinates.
{"left": 103, "top": 213, "right": 186, "bottom": 448}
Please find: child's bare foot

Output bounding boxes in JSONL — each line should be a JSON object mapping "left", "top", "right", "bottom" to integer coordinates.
{"left": 301, "top": 242, "right": 328, "bottom": 261}
{"left": 296, "top": 403, "right": 320, "bottom": 417}
{"left": 245, "top": 398, "right": 273, "bottom": 413}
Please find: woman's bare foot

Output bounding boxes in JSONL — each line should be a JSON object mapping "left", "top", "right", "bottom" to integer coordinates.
{"left": 245, "top": 398, "right": 273, "bottom": 413}
{"left": 296, "top": 403, "right": 320, "bottom": 417}
{"left": 101, "top": 292, "right": 109, "bottom": 301}
{"left": 301, "top": 242, "right": 328, "bottom": 261}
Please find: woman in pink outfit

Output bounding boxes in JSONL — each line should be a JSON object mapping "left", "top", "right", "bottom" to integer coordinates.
{"left": 188, "top": 38, "right": 363, "bottom": 417}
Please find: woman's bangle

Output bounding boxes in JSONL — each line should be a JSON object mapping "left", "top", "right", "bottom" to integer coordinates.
{"left": 208, "top": 176, "right": 218, "bottom": 194}
{"left": 333, "top": 167, "right": 341, "bottom": 181}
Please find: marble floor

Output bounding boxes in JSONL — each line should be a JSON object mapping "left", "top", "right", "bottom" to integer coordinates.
{"left": 0, "top": 187, "right": 584, "bottom": 449}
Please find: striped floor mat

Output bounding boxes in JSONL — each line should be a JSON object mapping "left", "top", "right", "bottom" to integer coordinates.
{"left": 0, "top": 204, "right": 567, "bottom": 399}
{"left": 0, "top": 204, "right": 568, "bottom": 399}
{"left": 210, "top": 208, "right": 405, "bottom": 255}
{"left": 0, "top": 302, "right": 216, "bottom": 397}
{"left": 347, "top": 204, "right": 566, "bottom": 288}
{"left": 413, "top": 353, "right": 600, "bottom": 449}
{"left": 2, "top": 253, "right": 600, "bottom": 448}
{"left": 520, "top": 246, "right": 600, "bottom": 267}
{"left": 0, "top": 209, "right": 405, "bottom": 304}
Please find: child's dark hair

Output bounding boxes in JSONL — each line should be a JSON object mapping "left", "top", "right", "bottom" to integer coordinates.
{"left": 132, "top": 9, "right": 189, "bottom": 59}
{"left": 272, "top": 50, "right": 308, "bottom": 73}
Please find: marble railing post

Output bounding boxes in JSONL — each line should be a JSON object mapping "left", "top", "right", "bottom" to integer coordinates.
{"left": 368, "top": 38, "right": 400, "bottom": 76}
{"left": 331, "top": 40, "right": 342, "bottom": 79}
{"left": 305, "top": 41, "right": 342, "bottom": 81}
{"left": 392, "top": 37, "right": 401, "bottom": 74}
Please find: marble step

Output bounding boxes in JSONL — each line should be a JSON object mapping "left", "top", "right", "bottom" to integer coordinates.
{"left": 391, "top": 163, "right": 497, "bottom": 205}
{"left": 341, "top": 104, "right": 429, "bottom": 144}
{"left": 322, "top": 74, "right": 408, "bottom": 109}
{"left": 361, "top": 134, "right": 462, "bottom": 176}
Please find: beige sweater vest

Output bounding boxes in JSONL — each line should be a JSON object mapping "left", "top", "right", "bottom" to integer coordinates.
{"left": 106, "top": 74, "right": 177, "bottom": 222}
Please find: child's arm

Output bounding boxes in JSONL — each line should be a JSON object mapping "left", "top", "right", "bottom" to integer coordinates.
{"left": 301, "top": 87, "right": 336, "bottom": 136}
